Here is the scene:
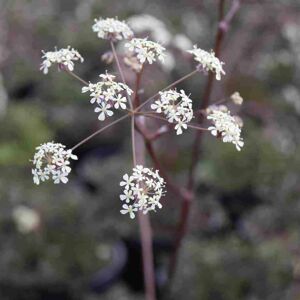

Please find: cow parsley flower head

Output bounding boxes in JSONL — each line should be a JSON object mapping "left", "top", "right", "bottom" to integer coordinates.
{"left": 31, "top": 142, "right": 78, "bottom": 185}
{"left": 125, "top": 38, "right": 166, "bottom": 65}
{"left": 92, "top": 17, "right": 133, "bottom": 41}
{"left": 119, "top": 165, "right": 166, "bottom": 219}
{"left": 82, "top": 72, "right": 133, "bottom": 121}
{"left": 187, "top": 46, "right": 225, "bottom": 80}
{"left": 207, "top": 106, "right": 244, "bottom": 151}
{"left": 40, "top": 46, "right": 84, "bottom": 74}
{"left": 151, "top": 89, "right": 193, "bottom": 135}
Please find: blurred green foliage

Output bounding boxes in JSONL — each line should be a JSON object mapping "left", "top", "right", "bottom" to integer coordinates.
{"left": 0, "top": 103, "right": 53, "bottom": 166}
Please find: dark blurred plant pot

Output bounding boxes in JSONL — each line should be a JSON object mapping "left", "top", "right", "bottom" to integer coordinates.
{"left": 0, "top": 276, "right": 73, "bottom": 300}
{"left": 89, "top": 240, "right": 128, "bottom": 293}
{"left": 122, "top": 237, "right": 173, "bottom": 298}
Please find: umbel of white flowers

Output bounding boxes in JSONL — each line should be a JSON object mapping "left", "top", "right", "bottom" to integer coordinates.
{"left": 40, "top": 46, "right": 84, "bottom": 74}
{"left": 125, "top": 38, "right": 166, "bottom": 64}
{"left": 82, "top": 73, "right": 133, "bottom": 121}
{"left": 35, "top": 15, "right": 246, "bottom": 221}
{"left": 31, "top": 142, "right": 78, "bottom": 185}
{"left": 92, "top": 17, "right": 134, "bottom": 41}
{"left": 151, "top": 89, "right": 194, "bottom": 135}
{"left": 207, "top": 105, "right": 244, "bottom": 151}
{"left": 119, "top": 165, "right": 166, "bottom": 219}
{"left": 187, "top": 46, "right": 225, "bottom": 80}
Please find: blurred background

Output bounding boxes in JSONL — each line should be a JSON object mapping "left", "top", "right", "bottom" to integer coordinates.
{"left": 1, "top": 0, "right": 300, "bottom": 299}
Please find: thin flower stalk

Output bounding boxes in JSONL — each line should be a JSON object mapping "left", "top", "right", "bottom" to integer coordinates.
{"left": 134, "top": 69, "right": 198, "bottom": 112}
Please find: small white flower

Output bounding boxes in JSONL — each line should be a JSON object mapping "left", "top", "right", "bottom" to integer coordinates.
{"left": 31, "top": 142, "right": 78, "bottom": 185}
{"left": 53, "top": 172, "right": 69, "bottom": 184}
{"left": 32, "top": 169, "right": 40, "bottom": 185}
{"left": 95, "top": 103, "right": 114, "bottom": 121}
{"left": 40, "top": 46, "right": 84, "bottom": 74}
{"left": 136, "top": 192, "right": 148, "bottom": 210}
{"left": 151, "top": 89, "right": 193, "bottom": 135}
{"left": 187, "top": 46, "right": 225, "bottom": 80}
{"left": 120, "top": 204, "right": 137, "bottom": 219}
{"left": 120, "top": 189, "right": 134, "bottom": 203}
{"left": 119, "top": 165, "right": 166, "bottom": 219}
{"left": 114, "top": 94, "right": 127, "bottom": 109}
{"left": 148, "top": 196, "right": 163, "bottom": 211}
{"left": 82, "top": 72, "right": 133, "bottom": 121}
{"left": 57, "top": 159, "right": 71, "bottom": 174}
{"left": 151, "top": 100, "right": 164, "bottom": 113}
{"left": 125, "top": 38, "right": 166, "bottom": 65}
{"left": 230, "top": 91, "right": 243, "bottom": 105}
{"left": 207, "top": 106, "right": 244, "bottom": 151}
{"left": 66, "top": 149, "right": 78, "bottom": 161}
{"left": 92, "top": 17, "right": 133, "bottom": 41}
{"left": 131, "top": 184, "right": 143, "bottom": 196}
{"left": 12, "top": 206, "right": 40, "bottom": 234}
{"left": 174, "top": 120, "right": 188, "bottom": 135}
{"left": 120, "top": 174, "right": 133, "bottom": 189}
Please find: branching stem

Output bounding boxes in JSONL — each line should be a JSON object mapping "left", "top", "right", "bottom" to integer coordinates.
{"left": 167, "top": 0, "right": 242, "bottom": 289}
{"left": 65, "top": 69, "right": 89, "bottom": 86}
{"left": 139, "top": 112, "right": 208, "bottom": 132}
{"left": 71, "top": 114, "right": 130, "bottom": 151}
{"left": 135, "top": 69, "right": 198, "bottom": 112}
{"left": 110, "top": 40, "right": 133, "bottom": 109}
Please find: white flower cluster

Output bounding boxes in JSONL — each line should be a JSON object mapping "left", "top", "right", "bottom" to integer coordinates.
{"left": 40, "top": 46, "right": 84, "bottom": 74}
{"left": 32, "top": 142, "right": 78, "bottom": 185}
{"left": 82, "top": 73, "right": 133, "bottom": 121}
{"left": 119, "top": 165, "right": 166, "bottom": 219}
{"left": 207, "top": 106, "right": 244, "bottom": 151}
{"left": 187, "top": 46, "right": 225, "bottom": 80}
{"left": 125, "top": 38, "right": 166, "bottom": 64}
{"left": 151, "top": 89, "right": 194, "bottom": 135}
{"left": 92, "top": 17, "right": 133, "bottom": 41}
{"left": 12, "top": 205, "right": 40, "bottom": 234}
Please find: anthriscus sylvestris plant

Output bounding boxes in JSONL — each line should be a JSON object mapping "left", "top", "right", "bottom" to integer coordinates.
{"left": 32, "top": 12, "right": 244, "bottom": 299}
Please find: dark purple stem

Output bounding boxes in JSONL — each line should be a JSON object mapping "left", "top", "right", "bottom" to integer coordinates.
{"left": 168, "top": 0, "right": 242, "bottom": 286}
